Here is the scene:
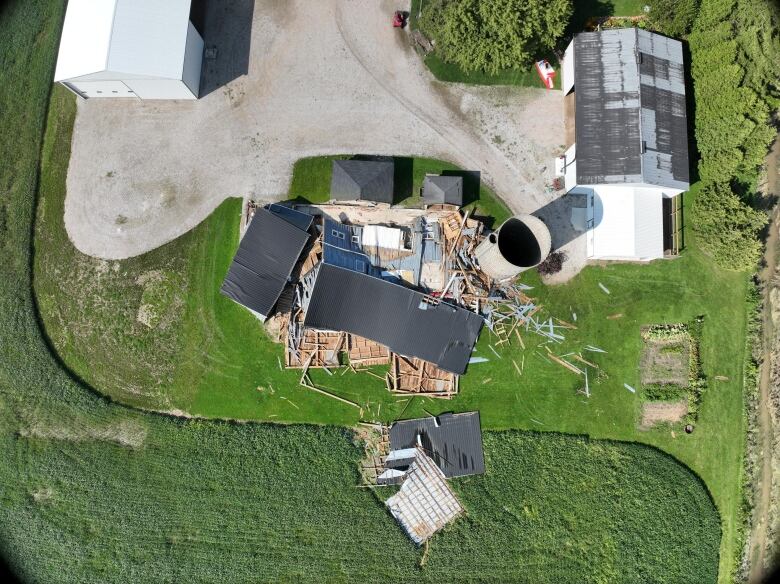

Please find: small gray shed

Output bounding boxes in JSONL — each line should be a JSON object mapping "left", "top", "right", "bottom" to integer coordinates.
{"left": 422, "top": 175, "right": 463, "bottom": 206}
{"left": 330, "top": 159, "right": 394, "bottom": 203}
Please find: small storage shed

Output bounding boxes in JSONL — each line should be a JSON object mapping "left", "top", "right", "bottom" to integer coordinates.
{"left": 54, "top": 0, "right": 204, "bottom": 100}
{"left": 330, "top": 160, "right": 395, "bottom": 203}
{"left": 422, "top": 175, "right": 463, "bottom": 207}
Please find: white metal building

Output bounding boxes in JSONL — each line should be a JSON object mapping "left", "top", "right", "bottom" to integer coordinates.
{"left": 54, "top": 0, "right": 204, "bottom": 100}
{"left": 557, "top": 29, "right": 689, "bottom": 261}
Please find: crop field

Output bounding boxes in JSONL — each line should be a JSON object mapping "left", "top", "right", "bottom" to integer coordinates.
{"left": 1, "top": 1, "right": 744, "bottom": 582}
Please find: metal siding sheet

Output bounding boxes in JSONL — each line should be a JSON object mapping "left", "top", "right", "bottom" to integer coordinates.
{"left": 303, "top": 264, "right": 482, "bottom": 374}
{"left": 633, "top": 188, "right": 665, "bottom": 258}
{"left": 389, "top": 412, "right": 485, "bottom": 478}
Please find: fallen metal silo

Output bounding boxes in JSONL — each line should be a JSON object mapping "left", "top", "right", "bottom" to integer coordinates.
{"left": 474, "top": 214, "right": 552, "bottom": 281}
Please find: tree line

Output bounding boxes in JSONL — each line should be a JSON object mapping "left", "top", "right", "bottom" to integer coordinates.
{"left": 684, "top": 0, "right": 779, "bottom": 270}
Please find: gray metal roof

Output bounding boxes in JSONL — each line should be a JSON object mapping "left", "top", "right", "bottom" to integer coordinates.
{"left": 573, "top": 29, "right": 689, "bottom": 189}
{"left": 330, "top": 159, "right": 394, "bottom": 203}
{"left": 220, "top": 207, "right": 311, "bottom": 319}
{"left": 390, "top": 412, "right": 485, "bottom": 477}
{"left": 303, "top": 264, "right": 483, "bottom": 374}
{"left": 422, "top": 175, "right": 463, "bottom": 206}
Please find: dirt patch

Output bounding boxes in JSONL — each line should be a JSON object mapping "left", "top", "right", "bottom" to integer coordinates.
{"left": 640, "top": 400, "right": 688, "bottom": 428}
{"left": 19, "top": 418, "right": 147, "bottom": 449}
{"left": 640, "top": 337, "right": 690, "bottom": 387}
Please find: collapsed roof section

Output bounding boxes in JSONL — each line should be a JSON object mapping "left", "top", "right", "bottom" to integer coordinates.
{"left": 330, "top": 160, "right": 395, "bottom": 203}
{"left": 302, "top": 263, "right": 483, "bottom": 375}
{"left": 390, "top": 412, "right": 485, "bottom": 478}
{"left": 385, "top": 448, "right": 464, "bottom": 545}
{"left": 220, "top": 205, "right": 312, "bottom": 320}
{"left": 573, "top": 28, "right": 689, "bottom": 190}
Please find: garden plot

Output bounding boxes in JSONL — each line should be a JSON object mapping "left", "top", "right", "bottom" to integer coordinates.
{"left": 639, "top": 322, "right": 706, "bottom": 427}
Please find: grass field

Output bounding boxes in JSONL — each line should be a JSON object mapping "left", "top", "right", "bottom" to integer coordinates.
{"left": 1, "top": 0, "right": 743, "bottom": 582}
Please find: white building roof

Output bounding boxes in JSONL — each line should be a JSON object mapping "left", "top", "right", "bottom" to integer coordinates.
{"left": 54, "top": 0, "right": 193, "bottom": 82}
{"left": 587, "top": 186, "right": 664, "bottom": 261}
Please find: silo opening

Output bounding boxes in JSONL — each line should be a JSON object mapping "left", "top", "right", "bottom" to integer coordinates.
{"left": 497, "top": 218, "right": 543, "bottom": 267}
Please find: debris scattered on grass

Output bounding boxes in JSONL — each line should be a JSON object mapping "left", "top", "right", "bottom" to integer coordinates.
{"left": 623, "top": 383, "right": 636, "bottom": 393}
{"left": 598, "top": 282, "right": 611, "bottom": 294}
{"left": 714, "top": 375, "right": 729, "bottom": 381}
{"left": 607, "top": 313, "right": 623, "bottom": 320}
{"left": 488, "top": 345, "right": 501, "bottom": 359}
{"left": 584, "top": 345, "right": 607, "bottom": 353}
{"left": 468, "top": 356, "right": 489, "bottom": 364}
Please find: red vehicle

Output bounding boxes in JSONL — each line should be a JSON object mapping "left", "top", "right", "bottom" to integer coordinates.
{"left": 393, "top": 11, "right": 407, "bottom": 28}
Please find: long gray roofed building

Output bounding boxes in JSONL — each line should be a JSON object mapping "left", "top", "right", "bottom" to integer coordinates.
{"left": 573, "top": 28, "right": 689, "bottom": 190}
{"left": 220, "top": 206, "right": 312, "bottom": 320}
{"left": 330, "top": 159, "right": 395, "bottom": 203}
{"left": 302, "top": 263, "right": 483, "bottom": 374}
{"left": 422, "top": 175, "right": 463, "bottom": 206}
{"left": 389, "top": 412, "right": 485, "bottom": 477}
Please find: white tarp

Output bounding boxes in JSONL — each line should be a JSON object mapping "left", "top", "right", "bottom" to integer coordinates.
{"left": 361, "top": 225, "right": 405, "bottom": 250}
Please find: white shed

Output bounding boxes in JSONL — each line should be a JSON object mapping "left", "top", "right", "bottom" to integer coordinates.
{"left": 54, "top": 0, "right": 204, "bottom": 100}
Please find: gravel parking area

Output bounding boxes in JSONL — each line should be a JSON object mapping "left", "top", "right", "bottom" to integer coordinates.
{"left": 64, "top": 0, "right": 584, "bottom": 278}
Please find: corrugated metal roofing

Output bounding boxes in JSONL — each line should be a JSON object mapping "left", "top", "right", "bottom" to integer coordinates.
{"left": 55, "top": 0, "right": 193, "bottom": 82}
{"left": 422, "top": 176, "right": 463, "bottom": 206}
{"left": 266, "top": 203, "right": 313, "bottom": 232}
{"left": 303, "top": 264, "right": 483, "bottom": 374}
{"left": 330, "top": 160, "right": 395, "bottom": 203}
{"left": 573, "top": 29, "right": 689, "bottom": 189}
{"left": 390, "top": 412, "right": 485, "bottom": 478}
{"left": 220, "top": 208, "right": 311, "bottom": 319}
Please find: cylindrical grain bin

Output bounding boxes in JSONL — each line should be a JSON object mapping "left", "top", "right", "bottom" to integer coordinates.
{"left": 474, "top": 214, "right": 552, "bottom": 281}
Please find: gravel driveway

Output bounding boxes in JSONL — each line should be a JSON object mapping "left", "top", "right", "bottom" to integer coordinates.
{"left": 64, "top": 0, "right": 585, "bottom": 278}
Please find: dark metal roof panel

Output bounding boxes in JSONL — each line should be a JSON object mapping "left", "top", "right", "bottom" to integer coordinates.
{"left": 330, "top": 160, "right": 394, "bottom": 203}
{"left": 422, "top": 176, "right": 463, "bottom": 206}
{"left": 303, "top": 264, "right": 483, "bottom": 374}
{"left": 220, "top": 208, "right": 310, "bottom": 318}
{"left": 390, "top": 412, "right": 485, "bottom": 477}
{"left": 266, "top": 203, "right": 313, "bottom": 232}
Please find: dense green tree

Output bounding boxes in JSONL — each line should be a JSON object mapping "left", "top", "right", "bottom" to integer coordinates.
{"left": 692, "top": 182, "right": 767, "bottom": 270}
{"left": 648, "top": 0, "right": 700, "bottom": 38}
{"left": 419, "top": 0, "right": 572, "bottom": 75}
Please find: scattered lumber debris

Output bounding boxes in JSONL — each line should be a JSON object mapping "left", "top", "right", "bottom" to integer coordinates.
{"left": 387, "top": 354, "right": 458, "bottom": 398}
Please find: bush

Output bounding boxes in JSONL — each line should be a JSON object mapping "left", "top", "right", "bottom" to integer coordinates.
{"left": 692, "top": 182, "right": 767, "bottom": 270}
{"left": 419, "top": 0, "right": 573, "bottom": 75}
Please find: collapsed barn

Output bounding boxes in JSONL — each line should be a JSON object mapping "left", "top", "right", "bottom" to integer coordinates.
{"left": 376, "top": 412, "right": 485, "bottom": 544}
{"left": 220, "top": 172, "right": 552, "bottom": 397}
